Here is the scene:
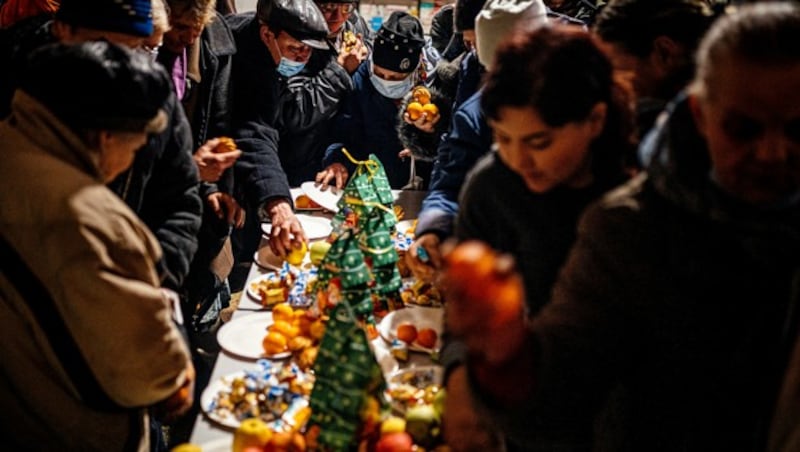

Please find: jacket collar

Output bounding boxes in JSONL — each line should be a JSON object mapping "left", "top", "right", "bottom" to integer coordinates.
{"left": 8, "top": 91, "right": 103, "bottom": 181}
{"left": 644, "top": 93, "right": 800, "bottom": 233}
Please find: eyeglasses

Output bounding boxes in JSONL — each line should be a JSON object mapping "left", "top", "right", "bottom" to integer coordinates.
{"left": 317, "top": 2, "right": 355, "bottom": 15}
{"left": 136, "top": 42, "right": 162, "bottom": 60}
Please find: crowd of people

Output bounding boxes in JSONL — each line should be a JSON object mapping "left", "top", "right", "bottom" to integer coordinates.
{"left": 0, "top": 0, "right": 798, "bottom": 450}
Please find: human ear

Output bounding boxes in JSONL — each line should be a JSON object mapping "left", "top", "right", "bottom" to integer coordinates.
{"left": 587, "top": 102, "right": 608, "bottom": 139}
{"left": 688, "top": 93, "right": 708, "bottom": 139}
{"left": 651, "top": 36, "right": 681, "bottom": 74}
{"left": 259, "top": 24, "right": 275, "bottom": 47}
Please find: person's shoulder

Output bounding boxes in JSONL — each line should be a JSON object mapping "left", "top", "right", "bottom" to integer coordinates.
{"left": 224, "top": 11, "right": 256, "bottom": 36}
{"left": 354, "top": 59, "right": 371, "bottom": 79}
{"left": 70, "top": 185, "right": 160, "bottom": 254}
{"left": 204, "top": 11, "right": 236, "bottom": 55}
{"left": 577, "top": 173, "right": 662, "bottom": 241}
{"left": 463, "top": 152, "right": 502, "bottom": 189}
{"left": 457, "top": 91, "right": 483, "bottom": 116}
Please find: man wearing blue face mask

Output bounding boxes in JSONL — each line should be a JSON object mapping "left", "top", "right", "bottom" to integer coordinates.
{"left": 225, "top": 0, "right": 355, "bottom": 265}
{"left": 319, "top": 11, "right": 433, "bottom": 189}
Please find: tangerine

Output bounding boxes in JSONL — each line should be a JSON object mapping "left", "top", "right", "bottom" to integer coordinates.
{"left": 262, "top": 331, "right": 287, "bottom": 355}
{"left": 272, "top": 303, "right": 294, "bottom": 323}
{"left": 422, "top": 103, "right": 439, "bottom": 118}
{"left": 213, "top": 136, "right": 236, "bottom": 153}
{"left": 416, "top": 328, "right": 438, "bottom": 348}
{"left": 270, "top": 319, "right": 298, "bottom": 339}
{"left": 443, "top": 240, "right": 524, "bottom": 329}
{"left": 295, "top": 194, "right": 320, "bottom": 209}
{"left": 406, "top": 102, "right": 424, "bottom": 121}
{"left": 396, "top": 322, "right": 418, "bottom": 343}
{"left": 412, "top": 86, "right": 431, "bottom": 105}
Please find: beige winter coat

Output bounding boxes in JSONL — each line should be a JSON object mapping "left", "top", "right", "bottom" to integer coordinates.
{"left": 0, "top": 92, "right": 191, "bottom": 451}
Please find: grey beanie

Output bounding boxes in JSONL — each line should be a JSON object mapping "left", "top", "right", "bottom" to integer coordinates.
{"left": 475, "top": 0, "right": 548, "bottom": 70}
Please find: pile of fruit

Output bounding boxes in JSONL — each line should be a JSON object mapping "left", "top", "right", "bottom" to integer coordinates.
{"left": 261, "top": 303, "right": 326, "bottom": 369}
{"left": 395, "top": 322, "right": 438, "bottom": 349}
{"left": 405, "top": 87, "right": 438, "bottom": 122}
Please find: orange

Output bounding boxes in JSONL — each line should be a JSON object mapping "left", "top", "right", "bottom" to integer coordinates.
{"left": 295, "top": 194, "right": 320, "bottom": 209}
{"left": 272, "top": 303, "right": 294, "bottom": 323}
{"left": 443, "top": 240, "right": 524, "bottom": 329}
{"left": 270, "top": 320, "right": 298, "bottom": 339}
{"left": 396, "top": 322, "right": 418, "bottom": 343}
{"left": 422, "top": 103, "right": 439, "bottom": 117}
{"left": 309, "top": 319, "right": 326, "bottom": 341}
{"left": 406, "top": 102, "right": 424, "bottom": 121}
{"left": 213, "top": 136, "right": 236, "bottom": 153}
{"left": 416, "top": 328, "right": 438, "bottom": 348}
{"left": 262, "top": 331, "right": 287, "bottom": 355}
{"left": 412, "top": 86, "right": 431, "bottom": 105}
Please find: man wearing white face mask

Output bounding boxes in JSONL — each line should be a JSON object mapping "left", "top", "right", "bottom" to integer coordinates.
{"left": 319, "top": 11, "right": 433, "bottom": 189}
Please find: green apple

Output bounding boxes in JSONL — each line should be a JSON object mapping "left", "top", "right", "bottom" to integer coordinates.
{"left": 405, "top": 403, "right": 438, "bottom": 446}
{"left": 432, "top": 387, "right": 446, "bottom": 418}
{"left": 309, "top": 240, "right": 332, "bottom": 266}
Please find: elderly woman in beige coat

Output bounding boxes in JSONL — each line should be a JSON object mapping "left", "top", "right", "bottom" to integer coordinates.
{"left": 0, "top": 42, "right": 194, "bottom": 451}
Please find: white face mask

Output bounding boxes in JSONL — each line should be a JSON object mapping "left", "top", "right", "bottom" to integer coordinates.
{"left": 370, "top": 62, "right": 415, "bottom": 99}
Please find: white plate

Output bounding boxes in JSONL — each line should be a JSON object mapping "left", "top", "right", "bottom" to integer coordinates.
{"left": 378, "top": 307, "right": 444, "bottom": 353}
{"left": 245, "top": 273, "right": 282, "bottom": 305}
{"left": 260, "top": 214, "right": 332, "bottom": 241}
{"left": 395, "top": 219, "right": 416, "bottom": 236}
{"left": 385, "top": 365, "right": 444, "bottom": 414}
{"left": 242, "top": 266, "right": 317, "bottom": 311}
{"left": 216, "top": 312, "right": 291, "bottom": 360}
{"left": 197, "top": 438, "right": 231, "bottom": 452}
{"left": 301, "top": 181, "right": 342, "bottom": 213}
{"left": 201, "top": 369, "right": 310, "bottom": 430}
{"left": 201, "top": 371, "right": 249, "bottom": 429}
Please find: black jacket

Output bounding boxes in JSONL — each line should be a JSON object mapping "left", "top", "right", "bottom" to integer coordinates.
{"left": 159, "top": 12, "right": 238, "bottom": 303}
{"left": 226, "top": 12, "right": 353, "bottom": 190}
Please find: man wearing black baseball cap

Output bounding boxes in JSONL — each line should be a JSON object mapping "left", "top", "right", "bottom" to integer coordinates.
{"left": 225, "top": 0, "right": 355, "bottom": 263}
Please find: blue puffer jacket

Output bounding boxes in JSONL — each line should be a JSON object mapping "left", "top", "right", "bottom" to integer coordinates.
{"left": 324, "top": 61, "right": 432, "bottom": 188}
{"left": 415, "top": 91, "right": 492, "bottom": 238}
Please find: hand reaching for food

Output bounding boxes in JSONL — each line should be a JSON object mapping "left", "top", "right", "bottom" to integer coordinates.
{"left": 315, "top": 162, "right": 348, "bottom": 189}
{"left": 338, "top": 32, "right": 367, "bottom": 74}
{"left": 406, "top": 233, "right": 443, "bottom": 283}
{"left": 263, "top": 199, "right": 307, "bottom": 257}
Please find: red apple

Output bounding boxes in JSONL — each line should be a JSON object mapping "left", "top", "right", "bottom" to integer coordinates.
{"left": 375, "top": 432, "right": 414, "bottom": 452}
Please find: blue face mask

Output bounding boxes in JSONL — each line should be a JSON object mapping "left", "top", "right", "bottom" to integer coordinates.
{"left": 277, "top": 56, "right": 306, "bottom": 77}
{"left": 275, "top": 44, "right": 306, "bottom": 77}
{"left": 370, "top": 63, "right": 415, "bottom": 99}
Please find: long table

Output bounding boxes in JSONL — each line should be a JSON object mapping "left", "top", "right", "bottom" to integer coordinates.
{"left": 189, "top": 189, "right": 433, "bottom": 449}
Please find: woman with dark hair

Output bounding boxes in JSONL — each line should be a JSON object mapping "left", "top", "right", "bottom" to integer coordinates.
{"left": 456, "top": 24, "right": 634, "bottom": 314}
{"left": 440, "top": 23, "right": 635, "bottom": 450}
{"left": 446, "top": 3, "right": 800, "bottom": 450}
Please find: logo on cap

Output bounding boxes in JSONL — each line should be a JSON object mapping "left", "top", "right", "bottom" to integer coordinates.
{"left": 400, "top": 58, "right": 410, "bottom": 70}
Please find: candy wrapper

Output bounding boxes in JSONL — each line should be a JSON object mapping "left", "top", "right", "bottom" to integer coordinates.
{"left": 205, "top": 360, "right": 314, "bottom": 429}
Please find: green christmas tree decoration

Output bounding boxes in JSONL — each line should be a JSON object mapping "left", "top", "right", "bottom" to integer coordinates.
{"left": 368, "top": 154, "right": 395, "bottom": 205}
{"left": 308, "top": 302, "right": 387, "bottom": 450}
{"left": 340, "top": 236, "right": 372, "bottom": 289}
{"left": 360, "top": 208, "right": 399, "bottom": 268}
